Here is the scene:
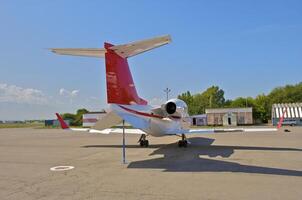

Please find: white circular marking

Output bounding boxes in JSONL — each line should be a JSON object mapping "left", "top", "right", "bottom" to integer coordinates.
{"left": 50, "top": 166, "right": 74, "bottom": 171}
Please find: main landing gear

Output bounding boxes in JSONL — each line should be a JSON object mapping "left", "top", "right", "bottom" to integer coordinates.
{"left": 138, "top": 134, "right": 149, "bottom": 147}
{"left": 178, "top": 134, "right": 188, "bottom": 148}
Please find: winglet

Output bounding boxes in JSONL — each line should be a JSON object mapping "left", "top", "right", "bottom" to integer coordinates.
{"left": 55, "top": 113, "right": 70, "bottom": 129}
{"left": 277, "top": 109, "right": 287, "bottom": 129}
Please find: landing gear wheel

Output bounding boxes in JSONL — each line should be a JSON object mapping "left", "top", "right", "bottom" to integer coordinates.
{"left": 140, "top": 140, "right": 149, "bottom": 147}
{"left": 178, "top": 134, "right": 188, "bottom": 148}
{"left": 178, "top": 140, "right": 188, "bottom": 148}
{"left": 178, "top": 140, "right": 182, "bottom": 147}
{"left": 144, "top": 140, "right": 149, "bottom": 147}
{"left": 183, "top": 140, "right": 187, "bottom": 147}
{"left": 138, "top": 134, "right": 149, "bottom": 147}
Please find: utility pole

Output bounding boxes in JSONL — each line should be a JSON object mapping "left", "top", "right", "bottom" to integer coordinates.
{"left": 164, "top": 87, "right": 171, "bottom": 101}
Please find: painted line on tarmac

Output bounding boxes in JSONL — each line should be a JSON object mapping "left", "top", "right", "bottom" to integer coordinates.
{"left": 50, "top": 166, "right": 75, "bottom": 171}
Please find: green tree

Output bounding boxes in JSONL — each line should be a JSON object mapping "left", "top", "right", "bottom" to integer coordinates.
{"left": 268, "top": 82, "right": 302, "bottom": 104}
{"left": 253, "top": 94, "right": 270, "bottom": 123}
{"left": 178, "top": 86, "right": 225, "bottom": 115}
{"left": 62, "top": 108, "right": 89, "bottom": 126}
{"left": 74, "top": 108, "right": 89, "bottom": 126}
{"left": 229, "top": 97, "right": 249, "bottom": 108}
{"left": 62, "top": 113, "right": 76, "bottom": 125}
{"left": 178, "top": 91, "right": 195, "bottom": 114}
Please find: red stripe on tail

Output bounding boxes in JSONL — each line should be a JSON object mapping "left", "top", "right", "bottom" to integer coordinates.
{"left": 104, "top": 42, "right": 147, "bottom": 105}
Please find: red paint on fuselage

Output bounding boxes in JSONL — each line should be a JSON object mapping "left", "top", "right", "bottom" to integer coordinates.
{"left": 118, "top": 105, "right": 182, "bottom": 121}
{"left": 119, "top": 105, "right": 163, "bottom": 119}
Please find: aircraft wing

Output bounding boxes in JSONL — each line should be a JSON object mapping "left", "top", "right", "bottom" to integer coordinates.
{"left": 89, "top": 128, "right": 145, "bottom": 134}
{"left": 59, "top": 127, "right": 144, "bottom": 135}
{"left": 92, "top": 111, "right": 123, "bottom": 130}
{"left": 55, "top": 113, "right": 145, "bottom": 135}
{"left": 184, "top": 127, "right": 278, "bottom": 134}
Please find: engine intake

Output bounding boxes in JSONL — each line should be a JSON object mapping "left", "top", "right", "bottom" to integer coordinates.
{"left": 165, "top": 102, "right": 177, "bottom": 114}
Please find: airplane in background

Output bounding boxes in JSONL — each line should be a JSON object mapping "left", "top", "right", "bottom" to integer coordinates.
{"left": 52, "top": 35, "right": 281, "bottom": 148}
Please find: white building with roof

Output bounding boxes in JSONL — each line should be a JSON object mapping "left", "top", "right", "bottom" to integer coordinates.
{"left": 190, "top": 114, "right": 207, "bottom": 126}
{"left": 205, "top": 107, "right": 253, "bottom": 126}
{"left": 272, "top": 103, "right": 302, "bottom": 126}
{"left": 82, "top": 110, "right": 107, "bottom": 127}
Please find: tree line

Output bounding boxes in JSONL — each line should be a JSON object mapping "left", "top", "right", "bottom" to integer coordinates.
{"left": 178, "top": 82, "right": 302, "bottom": 123}
{"left": 61, "top": 82, "right": 302, "bottom": 125}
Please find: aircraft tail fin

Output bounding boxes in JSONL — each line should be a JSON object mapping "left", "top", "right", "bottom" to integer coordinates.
{"left": 104, "top": 42, "right": 147, "bottom": 105}
{"left": 103, "top": 35, "right": 171, "bottom": 105}
{"left": 50, "top": 35, "right": 171, "bottom": 105}
{"left": 55, "top": 113, "right": 70, "bottom": 129}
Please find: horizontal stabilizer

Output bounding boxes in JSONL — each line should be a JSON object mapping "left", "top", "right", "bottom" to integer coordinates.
{"left": 50, "top": 35, "right": 171, "bottom": 58}
{"left": 110, "top": 35, "right": 171, "bottom": 58}
{"left": 50, "top": 48, "right": 106, "bottom": 58}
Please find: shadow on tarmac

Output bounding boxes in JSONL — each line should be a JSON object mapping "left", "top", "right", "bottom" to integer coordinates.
{"left": 83, "top": 137, "right": 302, "bottom": 176}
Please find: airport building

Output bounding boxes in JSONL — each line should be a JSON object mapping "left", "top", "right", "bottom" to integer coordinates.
{"left": 272, "top": 103, "right": 302, "bottom": 126}
{"left": 205, "top": 107, "right": 253, "bottom": 126}
{"left": 190, "top": 114, "right": 207, "bottom": 126}
{"left": 83, "top": 110, "right": 107, "bottom": 127}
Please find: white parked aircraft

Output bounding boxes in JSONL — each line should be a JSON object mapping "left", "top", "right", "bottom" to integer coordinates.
{"left": 52, "top": 35, "right": 281, "bottom": 148}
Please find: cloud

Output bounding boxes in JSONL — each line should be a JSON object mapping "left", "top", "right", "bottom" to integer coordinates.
{"left": 0, "top": 83, "right": 96, "bottom": 120}
{"left": 71, "top": 90, "right": 79, "bottom": 97}
{"left": 0, "top": 83, "right": 48, "bottom": 105}
{"left": 59, "top": 88, "right": 79, "bottom": 97}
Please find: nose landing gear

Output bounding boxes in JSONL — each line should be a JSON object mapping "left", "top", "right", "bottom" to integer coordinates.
{"left": 138, "top": 134, "right": 149, "bottom": 147}
{"left": 178, "top": 134, "right": 188, "bottom": 148}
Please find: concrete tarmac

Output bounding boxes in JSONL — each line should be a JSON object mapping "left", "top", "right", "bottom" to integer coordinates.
{"left": 0, "top": 127, "right": 302, "bottom": 200}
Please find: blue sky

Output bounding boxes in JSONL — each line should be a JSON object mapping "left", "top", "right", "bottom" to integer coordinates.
{"left": 0, "top": 0, "right": 301, "bottom": 120}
